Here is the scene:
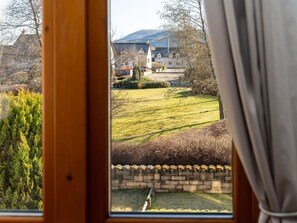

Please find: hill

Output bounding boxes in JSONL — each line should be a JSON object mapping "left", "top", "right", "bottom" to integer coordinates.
{"left": 116, "top": 29, "right": 177, "bottom": 48}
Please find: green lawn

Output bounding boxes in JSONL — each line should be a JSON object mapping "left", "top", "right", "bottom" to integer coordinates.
{"left": 112, "top": 88, "right": 219, "bottom": 143}
{"left": 111, "top": 189, "right": 148, "bottom": 211}
{"left": 149, "top": 192, "right": 232, "bottom": 213}
{"left": 111, "top": 189, "right": 232, "bottom": 213}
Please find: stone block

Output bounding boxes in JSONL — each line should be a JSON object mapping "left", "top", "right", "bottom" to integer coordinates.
{"left": 154, "top": 173, "right": 161, "bottom": 180}
{"left": 164, "top": 172, "right": 179, "bottom": 176}
{"left": 183, "top": 185, "right": 197, "bottom": 192}
{"left": 154, "top": 182, "right": 161, "bottom": 189}
{"left": 197, "top": 185, "right": 211, "bottom": 190}
{"left": 165, "top": 181, "right": 179, "bottom": 185}
{"left": 127, "top": 182, "right": 140, "bottom": 187}
{"left": 179, "top": 171, "right": 193, "bottom": 176}
{"left": 162, "top": 184, "right": 176, "bottom": 190}
{"left": 122, "top": 174, "right": 133, "bottom": 180}
{"left": 176, "top": 185, "right": 183, "bottom": 190}
{"left": 160, "top": 175, "right": 171, "bottom": 180}
{"left": 214, "top": 172, "right": 227, "bottom": 177}
{"left": 211, "top": 181, "right": 222, "bottom": 190}
{"left": 203, "top": 181, "right": 212, "bottom": 186}
{"left": 190, "top": 180, "right": 203, "bottom": 185}
{"left": 179, "top": 180, "right": 190, "bottom": 185}
{"left": 225, "top": 176, "right": 232, "bottom": 181}
{"left": 200, "top": 172, "right": 214, "bottom": 180}
{"left": 134, "top": 175, "right": 143, "bottom": 182}
{"left": 143, "top": 175, "right": 154, "bottom": 181}
{"left": 140, "top": 182, "right": 148, "bottom": 187}
{"left": 112, "top": 180, "right": 119, "bottom": 186}
{"left": 222, "top": 182, "right": 232, "bottom": 188}
{"left": 172, "top": 176, "right": 186, "bottom": 181}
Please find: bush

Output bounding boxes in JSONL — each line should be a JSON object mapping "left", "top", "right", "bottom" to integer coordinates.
{"left": 112, "top": 120, "right": 232, "bottom": 165}
{"left": 113, "top": 77, "right": 170, "bottom": 89}
{"left": 151, "top": 62, "right": 163, "bottom": 71}
{"left": 191, "top": 78, "right": 219, "bottom": 96}
{"left": 0, "top": 91, "right": 42, "bottom": 209}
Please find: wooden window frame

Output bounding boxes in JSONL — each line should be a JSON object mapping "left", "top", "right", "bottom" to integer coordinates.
{"left": 0, "top": 0, "right": 259, "bottom": 222}
{"left": 0, "top": 0, "right": 87, "bottom": 222}
{"left": 87, "top": 1, "right": 259, "bottom": 223}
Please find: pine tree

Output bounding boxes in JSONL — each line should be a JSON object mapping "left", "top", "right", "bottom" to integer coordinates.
{"left": 0, "top": 91, "right": 42, "bottom": 209}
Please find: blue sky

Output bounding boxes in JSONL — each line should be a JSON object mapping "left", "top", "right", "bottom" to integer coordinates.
{"left": 1, "top": 0, "right": 165, "bottom": 38}
{"left": 111, "top": 0, "right": 166, "bottom": 38}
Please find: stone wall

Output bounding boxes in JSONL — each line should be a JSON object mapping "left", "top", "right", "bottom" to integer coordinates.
{"left": 112, "top": 164, "right": 232, "bottom": 193}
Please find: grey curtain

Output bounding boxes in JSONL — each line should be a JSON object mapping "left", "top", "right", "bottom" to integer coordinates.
{"left": 205, "top": 1, "right": 297, "bottom": 222}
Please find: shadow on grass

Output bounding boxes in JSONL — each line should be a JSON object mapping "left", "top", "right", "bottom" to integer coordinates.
{"left": 117, "top": 120, "right": 219, "bottom": 142}
{"left": 175, "top": 90, "right": 194, "bottom": 97}
{"left": 121, "top": 99, "right": 218, "bottom": 117}
{"left": 118, "top": 109, "right": 219, "bottom": 125}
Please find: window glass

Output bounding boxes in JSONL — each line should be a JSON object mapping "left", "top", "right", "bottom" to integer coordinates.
{"left": 0, "top": 0, "right": 42, "bottom": 211}
{"left": 110, "top": 0, "right": 232, "bottom": 216}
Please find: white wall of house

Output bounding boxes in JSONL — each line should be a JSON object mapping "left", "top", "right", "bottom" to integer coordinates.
{"left": 155, "top": 57, "right": 186, "bottom": 68}
{"left": 146, "top": 47, "right": 152, "bottom": 69}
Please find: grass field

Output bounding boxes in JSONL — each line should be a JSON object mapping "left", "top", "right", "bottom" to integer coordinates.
{"left": 111, "top": 189, "right": 232, "bottom": 213}
{"left": 112, "top": 88, "right": 219, "bottom": 143}
{"left": 111, "top": 189, "right": 148, "bottom": 211}
{"left": 149, "top": 192, "right": 232, "bottom": 213}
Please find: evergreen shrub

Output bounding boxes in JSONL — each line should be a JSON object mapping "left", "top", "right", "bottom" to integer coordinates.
{"left": 113, "top": 77, "right": 170, "bottom": 89}
{"left": 0, "top": 91, "right": 42, "bottom": 210}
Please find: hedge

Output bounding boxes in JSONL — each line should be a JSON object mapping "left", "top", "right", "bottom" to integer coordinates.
{"left": 112, "top": 120, "right": 232, "bottom": 165}
{"left": 113, "top": 77, "right": 170, "bottom": 89}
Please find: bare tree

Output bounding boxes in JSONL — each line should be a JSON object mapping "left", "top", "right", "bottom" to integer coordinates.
{"left": 114, "top": 45, "right": 146, "bottom": 69}
{"left": 160, "top": 0, "right": 224, "bottom": 119}
{"left": 0, "top": 0, "right": 42, "bottom": 46}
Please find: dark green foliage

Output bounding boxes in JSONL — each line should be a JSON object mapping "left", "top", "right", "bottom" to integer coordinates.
{"left": 0, "top": 91, "right": 42, "bottom": 210}
{"left": 132, "top": 65, "right": 143, "bottom": 80}
{"left": 113, "top": 77, "right": 170, "bottom": 89}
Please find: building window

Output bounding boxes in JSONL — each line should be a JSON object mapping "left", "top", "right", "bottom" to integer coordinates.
{"left": 157, "top": 53, "right": 161, "bottom": 59}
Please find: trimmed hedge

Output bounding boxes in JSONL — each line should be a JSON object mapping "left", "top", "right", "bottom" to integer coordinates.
{"left": 112, "top": 120, "right": 232, "bottom": 165}
{"left": 113, "top": 77, "right": 170, "bottom": 89}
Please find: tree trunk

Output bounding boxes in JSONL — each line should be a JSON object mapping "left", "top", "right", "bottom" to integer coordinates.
{"left": 218, "top": 95, "right": 225, "bottom": 120}
{"left": 29, "top": 0, "right": 42, "bottom": 47}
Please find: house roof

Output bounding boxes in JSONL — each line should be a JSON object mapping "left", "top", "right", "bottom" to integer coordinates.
{"left": 13, "top": 33, "right": 40, "bottom": 49}
{"left": 112, "top": 42, "right": 151, "bottom": 55}
{"left": 152, "top": 47, "right": 181, "bottom": 58}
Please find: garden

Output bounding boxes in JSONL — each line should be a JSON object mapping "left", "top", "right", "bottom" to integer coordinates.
{"left": 111, "top": 87, "right": 232, "bottom": 213}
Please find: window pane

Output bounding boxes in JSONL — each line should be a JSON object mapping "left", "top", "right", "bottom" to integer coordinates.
{"left": 0, "top": 0, "right": 42, "bottom": 211}
{"left": 110, "top": 0, "right": 232, "bottom": 216}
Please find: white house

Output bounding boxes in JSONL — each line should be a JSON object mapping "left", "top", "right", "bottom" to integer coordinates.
{"left": 112, "top": 42, "right": 152, "bottom": 74}
{"left": 152, "top": 47, "right": 187, "bottom": 69}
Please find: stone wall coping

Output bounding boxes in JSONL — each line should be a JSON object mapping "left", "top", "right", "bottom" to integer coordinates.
{"left": 112, "top": 164, "right": 232, "bottom": 172}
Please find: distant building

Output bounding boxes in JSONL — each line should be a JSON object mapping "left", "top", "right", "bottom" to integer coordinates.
{"left": 0, "top": 31, "right": 41, "bottom": 79}
{"left": 112, "top": 42, "right": 152, "bottom": 75}
{"left": 152, "top": 47, "right": 187, "bottom": 69}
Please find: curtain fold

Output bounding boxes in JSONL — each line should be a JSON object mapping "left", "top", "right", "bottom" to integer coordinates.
{"left": 205, "top": 1, "right": 297, "bottom": 222}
